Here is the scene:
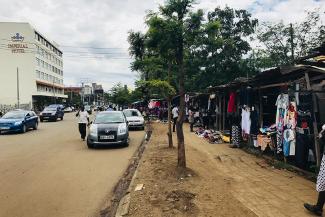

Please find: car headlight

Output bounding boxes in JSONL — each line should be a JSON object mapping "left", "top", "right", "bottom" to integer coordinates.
{"left": 51, "top": 112, "right": 56, "bottom": 116}
{"left": 89, "top": 124, "right": 98, "bottom": 137}
{"left": 14, "top": 121, "right": 22, "bottom": 126}
{"left": 118, "top": 123, "right": 127, "bottom": 135}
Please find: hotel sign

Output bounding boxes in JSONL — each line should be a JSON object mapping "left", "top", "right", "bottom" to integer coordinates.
{"left": 7, "top": 33, "right": 29, "bottom": 53}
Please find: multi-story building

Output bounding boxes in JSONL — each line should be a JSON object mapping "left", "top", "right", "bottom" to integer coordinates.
{"left": 0, "top": 22, "right": 67, "bottom": 111}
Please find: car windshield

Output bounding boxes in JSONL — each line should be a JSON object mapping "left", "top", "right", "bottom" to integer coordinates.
{"left": 44, "top": 107, "right": 57, "bottom": 111}
{"left": 124, "top": 110, "right": 140, "bottom": 117}
{"left": 94, "top": 112, "right": 125, "bottom": 124}
{"left": 2, "top": 111, "right": 26, "bottom": 119}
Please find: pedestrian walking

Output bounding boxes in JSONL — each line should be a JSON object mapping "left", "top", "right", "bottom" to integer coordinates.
{"left": 172, "top": 106, "right": 179, "bottom": 132}
{"left": 76, "top": 106, "right": 89, "bottom": 141}
{"left": 188, "top": 108, "right": 194, "bottom": 132}
{"left": 304, "top": 124, "right": 325, "bottom": 216}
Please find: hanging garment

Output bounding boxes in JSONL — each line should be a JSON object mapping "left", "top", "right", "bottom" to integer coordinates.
{"left": 276, "top": 108, "right": 286, "bottom": 153}
{"left": 250, "top": 110, "right": 259, "bottom": 135}
{"left": 241, "top": 108, "right": 251, "bottom": 138}
{"left": 317, "top": 155, "right": 325, "bottom": 192}
{"left": 295, "top": 130, "right": 310, "bottom": 169}
{"left": 231, "top": 125, "right": 241, "bottom": 147}
{"left": 286, "top": 102, "right": 297, "bottom": 129}
{"left": 227, "top": 92, "right": 236, "bottom": 113}
{"left": 283, "top": 129, "right": 295, "bottom": 157}
{"left": 275, "top": 93, "right": 289, "bottom": 110}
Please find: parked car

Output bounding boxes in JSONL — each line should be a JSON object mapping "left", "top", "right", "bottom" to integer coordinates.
{"left": 40, "top": 105, "right": 64, "bottom": 122}
{"left": 84, "top": 105, "right": 92, "bottom": 115}
{"left": 87, "top": 111, "right": 129, "bottom": 148}
{"left": 123, "top": 109, "right": 145, "bottom": 130}
{"left": 0, "top": 110, "right": 39, "bottom": 134}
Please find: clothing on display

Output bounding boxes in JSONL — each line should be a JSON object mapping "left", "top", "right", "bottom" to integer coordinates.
{"left": 227, "top": 92, "right": 236, "bottom": 113}
{"left": 283, "top": 129, "right": 295, "bottom": 156}
{"left": 241, "top": 107, "right": 251, "bottom": 140}
{"left": 317, "top": 155, "right": 325, "bottom": 192}
{"left": 231, "top": 125, "right": 241, "bottom": 147}
{"left": 257, "top": 135, "right": 272, "bottom": 151}
{"left": 250, "top": 109, "right": 259, "bottom": 135}
{"left": 295, "top": 129, "right": 311, "bottom": 169}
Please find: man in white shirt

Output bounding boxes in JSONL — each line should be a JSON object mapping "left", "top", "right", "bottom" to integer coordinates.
{"left": 172, "top": 106, "right": 178, "bottom": 132}
{"left": 76, "top": 106, "right": 90, "bottom": 141}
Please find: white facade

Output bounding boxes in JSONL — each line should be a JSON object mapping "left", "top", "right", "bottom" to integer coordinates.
{"left": 0, "top": 22, "right": 67, "bottom": 110}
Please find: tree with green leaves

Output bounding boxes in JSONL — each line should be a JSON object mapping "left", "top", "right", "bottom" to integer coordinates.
{"left": 256, "top": 9, "right": 325, "bottom": 68}
{"left": 109, "top": 83, "right": 131, "bottom": 107}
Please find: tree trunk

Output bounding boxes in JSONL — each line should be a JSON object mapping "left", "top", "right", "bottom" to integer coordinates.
{"left": 176, "top": 36, "right": 186, "bottom": 168}
{"left": 167, "top": 60, "right": 173, "bottom": 148}
{"left": 167, "top": 97, "right": 173, "bottom": 148}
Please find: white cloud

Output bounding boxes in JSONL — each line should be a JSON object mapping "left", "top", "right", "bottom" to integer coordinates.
{"left": 0, "top": 0, "right": 324, "bottom": 91}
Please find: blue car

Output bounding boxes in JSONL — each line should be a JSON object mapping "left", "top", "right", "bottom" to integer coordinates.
{"left": 0, "top": 110, "right": 39, "bottom": 134}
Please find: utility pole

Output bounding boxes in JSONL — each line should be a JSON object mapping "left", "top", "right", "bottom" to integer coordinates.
{"left": 289, "top": 23, "right": 295, "bottom": 64}
{"left": 53, "top": 80, "right": 56, "bottom": 104}
{"left": 81, "top": 82, "right": 84, "bottom": 105}
{"left": 17, "top": 67, "right": 20, "bottom": 109}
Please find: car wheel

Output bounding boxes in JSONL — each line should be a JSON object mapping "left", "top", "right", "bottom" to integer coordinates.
{"left": 40, "top": 118, "right": 44, "bottom": 122}
{"left": 53, "top": 116, "right": 58, "bottom": 122}
{"left": 61, "top": 116, "right": 64, "bottom": 121}
{"left": 87, "top": 140, "right": 94, "bottom": 149}
{"left": 123, "top": 139, "right": 129, "bottom": 147}
{"left": 141, "top": 126, "right": 145, "bottom": 131}
{"left": 21, "top": 124, "right": 27, "bottom": 133}
{"left": 33, "top": 122, "right": 38, "bottom": 130}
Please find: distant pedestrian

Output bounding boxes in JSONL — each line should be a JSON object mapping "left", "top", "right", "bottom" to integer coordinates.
{"left": 188, "top": 108, "right": 194, "bottom": 132}
{"left": 76, "top": 106, "right": 89, "bottom": 141}
{"left": 106, "top": 105, "right": 113, "bottom": 111}
{"left": 304, "top": 124, "right": 325, "bottom": 216}
{"left": 172, "top": 106, "right": 179, "bottom": 132}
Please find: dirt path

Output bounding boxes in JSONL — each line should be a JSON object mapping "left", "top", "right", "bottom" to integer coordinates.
{"left": 127, "top": 123, "right": 317, "bottom": 217}
{"left": 0, "top": 113, "right": 145, "bottom": 217}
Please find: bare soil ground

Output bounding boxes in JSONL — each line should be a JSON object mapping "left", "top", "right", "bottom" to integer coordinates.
{"left": 126, "top": 123, "right": 317, "bottom": 217}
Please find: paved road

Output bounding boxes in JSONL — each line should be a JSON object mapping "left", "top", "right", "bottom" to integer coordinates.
{"left": 0, "top": 113, "right": 145, "bottom": 217}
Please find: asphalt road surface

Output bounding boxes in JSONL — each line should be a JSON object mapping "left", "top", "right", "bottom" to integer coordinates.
{"left": 0, "top": 112, "right": 145, "bottom": 217}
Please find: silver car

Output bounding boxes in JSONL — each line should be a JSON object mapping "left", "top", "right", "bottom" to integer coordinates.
{"left": 86, "top": 111, "right": 129, "bottom": 148}
{"left": 123, "top": 109, "right": 145, "bottom": 130}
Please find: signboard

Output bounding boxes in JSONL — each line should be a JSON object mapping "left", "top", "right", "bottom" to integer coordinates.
{"left": 7, "top": 33, "right": 29, "bottom": 53}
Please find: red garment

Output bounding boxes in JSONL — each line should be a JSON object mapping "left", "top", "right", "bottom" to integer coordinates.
{"left": 227, "top": 92, "right": 236, "bottom": 113}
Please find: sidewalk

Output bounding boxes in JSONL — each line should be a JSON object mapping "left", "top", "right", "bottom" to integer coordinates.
{"left": 126, "top": 123, "right": 317, "bottom": 217}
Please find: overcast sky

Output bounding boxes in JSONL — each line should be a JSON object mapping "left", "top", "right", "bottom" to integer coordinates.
{"left": 0, "top": 0, "right": 324, "bottom": 91}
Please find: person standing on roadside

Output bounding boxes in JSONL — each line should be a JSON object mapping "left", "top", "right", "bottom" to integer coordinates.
{"left": 76, "top": 106, "right": 89, "bottom": 141}
{"left": 188, "top": 108, "right": 194, "bottom": 132}
{"left": 304, "top": 124, "right": 325, "bottom": 216}
{"left": 172, "top": 106, "right": 179, "bottom": 132}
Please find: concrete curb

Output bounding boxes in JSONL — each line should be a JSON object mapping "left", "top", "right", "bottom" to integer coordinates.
{"left": 100, "top": 128, "right": 150, "bottom": 217}
{"left": 115, "top": 161, "right": 141, "bottom": 217}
